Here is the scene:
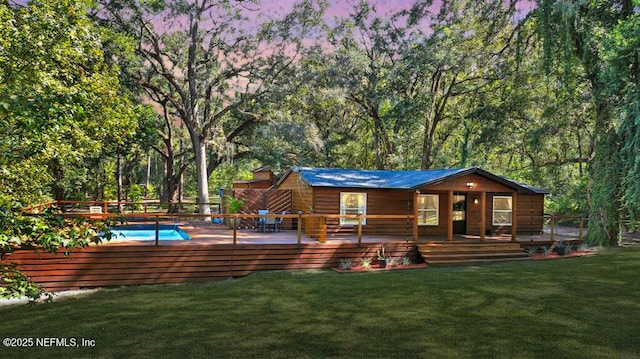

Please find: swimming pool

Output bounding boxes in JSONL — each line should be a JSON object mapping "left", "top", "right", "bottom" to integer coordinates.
{"left": 108, "top": 224, "right": 191, "bottom": 241}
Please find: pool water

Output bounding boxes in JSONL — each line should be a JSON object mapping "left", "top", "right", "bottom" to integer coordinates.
{"left": 108, "top": 224, "right": 191, "bottom": 241}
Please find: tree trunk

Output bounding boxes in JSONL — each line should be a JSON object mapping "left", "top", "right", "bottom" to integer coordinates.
{"left": 193, "top": 136, "right": 211, "bottom": 218}
{"left": 586, "top": 88, "right": 621, "bottom": 246}
{"left": 145, "top": 153, "right": 151, "bottom": 197}
{"left": 116, "top": 152, "right": 124, "bottom": 213}
{"left": 51, "top": 159, "right": 66, "bottom": 201}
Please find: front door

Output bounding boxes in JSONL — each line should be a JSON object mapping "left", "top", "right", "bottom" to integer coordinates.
{"left": 452, "top": 194, "right": 467, "bottom": 234}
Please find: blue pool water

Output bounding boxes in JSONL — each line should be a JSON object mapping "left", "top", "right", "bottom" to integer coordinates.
{"left": 109, "top": 224, "right": 191, "bottom": 241}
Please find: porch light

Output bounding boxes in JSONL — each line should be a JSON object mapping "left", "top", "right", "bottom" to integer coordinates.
{"left": 473, "top": 198, "right": 479, "bottom": 205}
{"left": 466, "top": 181, "right": 475, "bottom": 188}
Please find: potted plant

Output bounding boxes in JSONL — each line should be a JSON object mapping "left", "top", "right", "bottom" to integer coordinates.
{"left": 225, "top": 195, "right": 245, "bottom": 228}
{"left": 555, "top": 239, "right": 566, "bottom": 256}
{"left": 377, "top": 245, "right": 387, "bottom": 268}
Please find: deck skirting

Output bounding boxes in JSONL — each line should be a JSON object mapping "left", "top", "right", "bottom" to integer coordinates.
{"left": 1, "top": 242, "right": 418, "bottom": 292}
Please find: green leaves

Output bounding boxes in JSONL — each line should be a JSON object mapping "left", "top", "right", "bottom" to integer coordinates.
{"left": 0, "top": 0, "right": 140, "bottom": 204}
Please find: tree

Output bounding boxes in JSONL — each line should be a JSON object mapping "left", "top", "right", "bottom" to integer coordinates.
{"left": 0, "top": 0, "right": 139, "bottom": 206}
{"left": 328, "top": 0, "right": 526, "bottom": 169}
{"left": 536, "top": 0, "right": 638, "bottom": 245}
{"left": 0, "top": 0, "right": 137, "bottom": 300}
{"left": 100, "top": 0, "right": 328, "bottom": 216}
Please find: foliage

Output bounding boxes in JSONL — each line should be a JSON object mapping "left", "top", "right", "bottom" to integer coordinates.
{"left": 359, "top": 257, "right": 372, "bottom": 268}
{"left": 401, "top": 256, "right": 412, "bottom": 265}
{"left": 99, "top": 0, "right": 329, "bottom": 215}
{"left": 0, "top": 206, "right": 110, "bottom": 300}
{"left": 376, "top": 245, "right": 387, "bottom": 260}
{"left": 535, "top": 0, "right": 639, "bottom": 245}
{"left": 0, "top": 264, "right": 47, "bottom": 302}
{"left": 0, "top": 0, "right": 140, "bottom": 205}
{"left": 338, "top": 258, "right": 352, "bottom": 270}
{"left": 224, "top": 195, "right": 245, "bottom": 214}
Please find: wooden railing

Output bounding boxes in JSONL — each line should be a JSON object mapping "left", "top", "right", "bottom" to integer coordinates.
{"left": 545, "top": 214, "right": 586, "bottom": 242}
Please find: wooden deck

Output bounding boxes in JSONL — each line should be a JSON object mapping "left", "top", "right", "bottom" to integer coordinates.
{"left": 1, "top": 220, "right": 584, "bottom": 292}
{"left": 102, "top": 221, "right": 582, "bottom": 246}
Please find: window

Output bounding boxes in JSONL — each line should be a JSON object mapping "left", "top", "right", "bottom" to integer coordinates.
{"left": 417, "top": 194, "right": 439, "bottom": 226}
{"left": 493, "top": 196, "right": 512, "bottom": 226}
{"left": 340, "top": 192, "right": 367, "bottom": 225}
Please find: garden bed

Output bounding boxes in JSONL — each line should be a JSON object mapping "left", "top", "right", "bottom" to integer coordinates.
{"left": 531, "top": 251, "right": 598, "bottom": 260}
{"left": 332, "top": 263, "right": 427, "bottom": 273}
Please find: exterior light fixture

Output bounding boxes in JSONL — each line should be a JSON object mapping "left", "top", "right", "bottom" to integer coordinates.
{"left": 473, "top": 198, "right": 479, "bottom": 204}
{"left": 466, "top": 181, "right": 475, "bottom": 188}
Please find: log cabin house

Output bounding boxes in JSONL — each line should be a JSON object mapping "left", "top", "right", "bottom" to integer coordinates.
{"left": 276, "top": 167, "right": 548, "bottom": 241}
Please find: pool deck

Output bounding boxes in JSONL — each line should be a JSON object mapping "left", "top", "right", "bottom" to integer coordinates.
{"left": 99, "top": 221, "right": 583, "bottom": 246}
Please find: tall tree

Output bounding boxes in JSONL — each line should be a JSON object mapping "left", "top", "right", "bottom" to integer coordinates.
{"left": 536, "top": 0, "right": 638, "bottom": 245}
{"left": 100, "top": 0, "right": 327, "bottom": 216}
{"left": 0, "top": 0, "right": 138, "bottom": 206}
{"left": 330, "top": 0, "right": 526, "bottom": 169}
{"left": 0, "top": 0, "right": 137, "bottom": 300}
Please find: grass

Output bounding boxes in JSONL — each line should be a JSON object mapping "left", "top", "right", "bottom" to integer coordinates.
{"left": 1, "top": 247, "right": 640, "bottom": 358}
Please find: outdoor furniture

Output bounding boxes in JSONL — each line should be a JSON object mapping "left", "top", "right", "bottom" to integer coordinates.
{"left": 274, "top": 211, "right": 288, "bottom": 232}
{"left": 264, "top": 216, "right": 277, "bottom": 232}
{"left": 255, "top": 209, "right": 269, "bottom": 232}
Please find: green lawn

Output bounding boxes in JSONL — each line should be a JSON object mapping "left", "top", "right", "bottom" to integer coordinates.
{"left": 1, "top": 248, "right": 639, "bottom": 358}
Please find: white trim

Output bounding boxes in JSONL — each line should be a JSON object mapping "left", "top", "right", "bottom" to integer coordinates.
{"left": 417, "top": 194, "right": 439, "bottom": 226}
{"left": 340, "top": 192, "right": 367, "bottom": 225}
{"left": 493, "top": 195, "right": 513, "bottom": 226}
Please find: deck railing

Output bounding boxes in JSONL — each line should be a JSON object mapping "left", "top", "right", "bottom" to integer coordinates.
{"left": 22, "top": 201, "right": 585, "bottom": 245}
{"left": 545, "top": 214, "right": 586, "bottom": 242}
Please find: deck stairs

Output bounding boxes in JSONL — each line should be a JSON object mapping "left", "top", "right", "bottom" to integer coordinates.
{"left": 418, "top": 241, "right": 531, "bottom": 266}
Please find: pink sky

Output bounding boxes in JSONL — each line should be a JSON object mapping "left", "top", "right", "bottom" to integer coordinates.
{"left": 256, "top": 0, "right": 535, "bottom": 20}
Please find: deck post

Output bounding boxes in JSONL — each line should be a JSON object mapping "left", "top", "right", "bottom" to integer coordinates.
{"left": 480, "top": 192, "right": 486, "bottom": 241}
{"left": 103, "top": 201, "right": 108, "bottom": 214}
{"left": 579, "top": 216, "right": 584, "bottom": 241}
{"left": 550, "top": 215, "right": 555, "bottom": 241}
{"left": 297, "top": 211, "right": 302, "bottom": 246}
{"left": 511, "top": 192, "right": 517, "bottom": 241}
{"left": 233, "top": 214, "right": 237, "bottom": 245}
{"left": 357, "top": 212, "right": 363, "bottom": 245}
{"left": 447, "top": 190, "right": 453, "bottom": 242}
{"left": 155, "top": 216, "right": 159, "bottom": 247}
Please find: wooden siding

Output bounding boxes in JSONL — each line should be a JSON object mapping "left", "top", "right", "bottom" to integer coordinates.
{"left": 423, "top": 173, "right": 514, "bottom": 193}
{"left": 313, "top": 188, "right": 413, "bottom": 236}
{"left": 1, "top": 243, "right": 418, "bottom": 292}
{"left": 417, "top": 191, "right": 451, "bottom": 236}
{"left": 277, "top": 171, "right": 313, "bottom": 214}
{"left": 466, "top": 193, "right": 544, "bottom": 235}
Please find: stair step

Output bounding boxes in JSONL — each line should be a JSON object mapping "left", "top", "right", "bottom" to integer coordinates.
{"left": 418, "top": 240, "right": 530, "bottom": 267}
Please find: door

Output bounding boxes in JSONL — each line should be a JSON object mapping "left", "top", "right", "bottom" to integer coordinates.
{"left": 452, "top": 194, "right": 467, "bottom": 234}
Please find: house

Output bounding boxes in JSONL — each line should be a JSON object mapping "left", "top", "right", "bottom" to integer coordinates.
{"left": 276, "top": 167, "right": 548, "bottom": 241}
{"left": 232, "top": 166, "right": 277, "bottom": 189}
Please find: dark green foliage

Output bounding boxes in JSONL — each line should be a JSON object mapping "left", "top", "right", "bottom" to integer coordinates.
{"left": 536, "top": 0, "right": 639, "bottom": 245}
{"left": 0, "top": 206, "right": 110, "bottom": 300}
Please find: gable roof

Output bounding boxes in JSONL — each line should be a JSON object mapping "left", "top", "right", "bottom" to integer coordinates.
{"left": 278, "top": 167, "right": 548, "bottom": 194}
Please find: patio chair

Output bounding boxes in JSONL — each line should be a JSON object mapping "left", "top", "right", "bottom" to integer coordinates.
{"left": 274, "top": 211, "right": 288, "bottom": 232}
{"left": 264, "top": 215, "right": 277, "bottom": 232}
{"left": 89, "top": 206, "right": 103, "bottom": 220}
{"left": 255, "top": 209, "right": 268, "bottom": 232}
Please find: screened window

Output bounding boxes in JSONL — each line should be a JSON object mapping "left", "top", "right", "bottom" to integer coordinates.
{"left": 417, "top": 194, "right": 439, "bottom": 226}
{"left": 340, "top": 192, "right": 367, "bottom": 225}
{"left": 493, "top": 196, "right": 512, "bottom": 226}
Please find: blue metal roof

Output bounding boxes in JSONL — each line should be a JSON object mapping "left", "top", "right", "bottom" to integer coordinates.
{"left": 291, "top": 167, "right": 548, "bottom": 194}
{"left": 295, "top": 167, "right": 471, "bottom": 190}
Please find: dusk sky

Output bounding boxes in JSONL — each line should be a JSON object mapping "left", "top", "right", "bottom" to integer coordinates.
{"left": 258, "top": 0, "right": 535, "bottom": 19}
